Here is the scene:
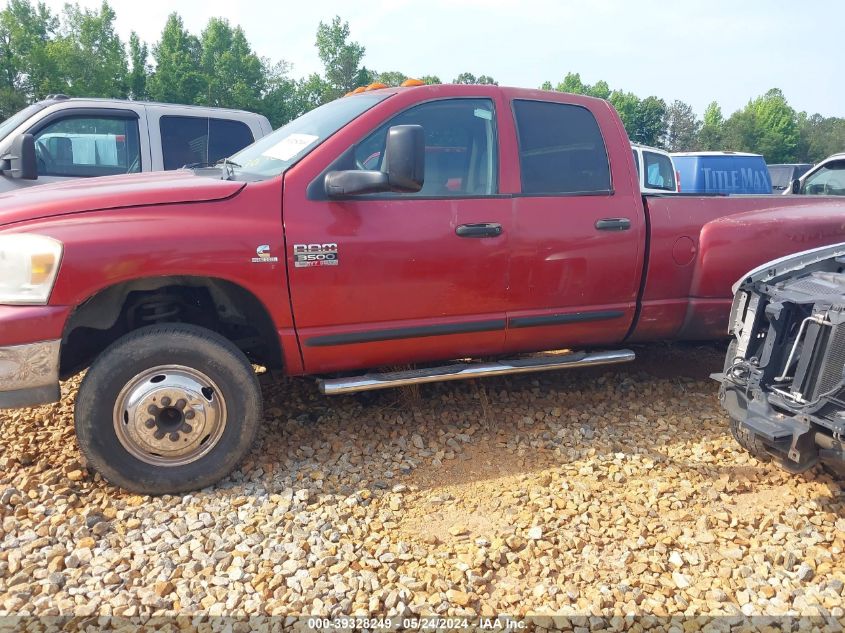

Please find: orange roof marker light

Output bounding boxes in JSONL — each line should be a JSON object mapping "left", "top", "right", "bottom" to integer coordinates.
{"left": 365, "top": 82, "right": 388, "bottom": 91}
{"left": 351, "top": 86, "right": 367, "bottom": 94}
{"left": 401, "top": 78, "right": 425, "bottom": 87}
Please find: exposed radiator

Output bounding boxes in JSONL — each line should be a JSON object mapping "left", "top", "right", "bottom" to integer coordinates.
{"left": 807, "top": 318, "right": 845, "bottom": 401}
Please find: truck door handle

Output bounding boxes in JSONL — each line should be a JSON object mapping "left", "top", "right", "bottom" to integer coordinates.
{"left": 595, "top": 218, "right": 631, "bottom": 231}
{"left": 456, "top": 223, "right": 503, "bottom": 238}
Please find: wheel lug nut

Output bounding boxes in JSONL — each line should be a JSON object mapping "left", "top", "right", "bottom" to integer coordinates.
{"left": 154, "top": 429, "right": 166, "bottom": 440}
{"left": 144, "top": 418, "right": 156, "bottom": 429}
{"left": 147, "top": 405, "right": 158, "bottom": 415}
{"left": 181, "top": 424, "right": 193, "bottom": 433}
{"left": 161, "top": 396, "right": 172, "bottom": 407}
{"left": 185, "top": 410, "right": 196, "bottom": 420}
{"left": 175, "top": 398, "right": 187, "bottom": 410}
{"left": 168, "top": 433, "right": 180, "bottom": 442}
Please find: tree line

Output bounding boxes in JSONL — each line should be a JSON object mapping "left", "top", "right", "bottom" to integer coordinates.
{"left": 2, "top": 0, "right": 843, "bottom": 164}
{"left": 543, "top": 73, "right": 844, "bottom": 164}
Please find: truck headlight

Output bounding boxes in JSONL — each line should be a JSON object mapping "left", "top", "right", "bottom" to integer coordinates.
{"left": 0, "top": 234, "right": 63, "bottom": 304}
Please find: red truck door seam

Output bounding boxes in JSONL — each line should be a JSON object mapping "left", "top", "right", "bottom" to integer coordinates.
{"left": 279, "top": 176, "right": 308, "bottom": 373}
{"left": 622, "top": 196, "right": 652, "bottom": 342}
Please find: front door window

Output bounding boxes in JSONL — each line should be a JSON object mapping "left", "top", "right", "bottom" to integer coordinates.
{"left": 33, "top": 115, "right": 141, "bottom": 177}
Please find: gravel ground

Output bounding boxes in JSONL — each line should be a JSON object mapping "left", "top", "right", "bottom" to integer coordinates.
{"left": 0, "top": 343, "right": 843, "bottom": 621}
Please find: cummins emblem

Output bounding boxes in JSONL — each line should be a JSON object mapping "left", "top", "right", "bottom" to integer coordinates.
{"left": 294, "top": 243, "right": 339, "bottom": 268}
{"left": 251, "top": 244, "right": 279, "bottom": 263}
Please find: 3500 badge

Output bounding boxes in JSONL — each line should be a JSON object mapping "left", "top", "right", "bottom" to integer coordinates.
{"left": 293, "top": 243, "right": 339, "bottom": 268}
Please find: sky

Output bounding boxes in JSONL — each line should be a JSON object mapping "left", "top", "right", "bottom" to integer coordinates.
{"left": 29, "top": 0, "right": 844, "bottom": 118}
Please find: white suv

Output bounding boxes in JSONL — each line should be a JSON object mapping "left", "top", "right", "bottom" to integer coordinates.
{"left": 631, "top": 143, "right": 679, "bottom": 194}
{"left": 0, "top": 96, "right": 272, "bottom": 192}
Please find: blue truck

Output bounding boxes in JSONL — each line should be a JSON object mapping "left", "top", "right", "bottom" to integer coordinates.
{"left": 671, "top": 151, "right": 772, "bottom": 195}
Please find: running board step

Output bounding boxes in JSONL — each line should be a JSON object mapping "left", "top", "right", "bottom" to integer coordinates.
{"left": 318, "top": 349, "right": 635, "bottom": 395}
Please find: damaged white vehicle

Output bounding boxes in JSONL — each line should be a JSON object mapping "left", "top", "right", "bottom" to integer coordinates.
{"left": 714, "top": 243, "right": 845, "bottom": 475}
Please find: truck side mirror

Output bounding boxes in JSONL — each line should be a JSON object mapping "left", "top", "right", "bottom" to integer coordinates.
{"left": 791, "top": 178, "right": 800, "bottom": 194}
{"left": 325, "top": 124, "right": 425, "bottom": 197}
{"left": 382, "top": 125, "right": 425, "bottom": 193}
{"left": 0, "top": 133, "right": 37, "bottom": 180}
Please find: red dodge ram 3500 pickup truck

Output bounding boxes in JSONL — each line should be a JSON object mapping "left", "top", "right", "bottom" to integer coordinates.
{"left": 2, "top": 84, "right": 845, "bottom": 493}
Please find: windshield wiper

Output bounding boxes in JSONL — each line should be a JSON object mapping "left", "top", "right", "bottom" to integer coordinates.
{"left": 216, "top": 157, "right": 242, "bottom": 180}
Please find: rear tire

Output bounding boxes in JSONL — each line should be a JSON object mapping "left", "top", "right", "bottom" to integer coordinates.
{"left": 75, "top": 324, "right": 262, "bottom": 494}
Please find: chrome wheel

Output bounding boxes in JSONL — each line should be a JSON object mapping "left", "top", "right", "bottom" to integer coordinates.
{"left": 113, "top": 365, "right": 227, "bottom": 467}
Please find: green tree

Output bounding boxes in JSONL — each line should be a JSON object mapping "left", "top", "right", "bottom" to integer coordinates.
{"left": 49, "top": 1, "right": 128, "bottom": 98}
{"left": 589, "top": 80, "right": 611, "bottom": 100}
{"left": 419, "top": 75, "right": 441, "bottom": 85}
{"left": 260, "top": 60, "right": 306, "bottom": 127}
{"left": 546, "top": 73, "right": 610, "bottom": 99}
{"left": 147, "top": 13, "right": 202, "bottom": 104}
{"left": 452, "top": 72, "right": 477, "bottom": 84}
{"left": 199, "top": 18, "right": 265, "bottom": 111}
{"left": 553, "top": 72, "right": 586, "bottom": 94}
{"left": 631, "top": 96, "right": 667, "bottom": 146}
{"left": 127, "top": 31, "right": 148, "bottom": 100}
{"left": 0, "top": 0, "right": 59, "bottom": 113}
{"left": 721, "top": 89, "right": 799, "bottom": 162}
{"left": 698, "top": 101, "right": 723, "bottom": 150}
{"left": 750, "top": 88, "right": 798, "bottom": 162}
{"left": 722, "top": 107, "right": 757, "bottom": 153}
{"left": 315, "top": 16, "right": 368, "bottom": 100}
{"left": 608, "top": 90, "right": 639, "bottom": 135}
{"left": 452, "top": 72, "right": 496, "bottom": 85}
{"left": 797, "top": 113, "right": 845, "bottom": 163}
{"left": 374, "top": 70, "right": 407, "bottom": 87}
{"left": 296, "top": 72, "right": 331, "bottom": 110}
{"left": 661, "top": 100, "right": 700, "bottom": 151}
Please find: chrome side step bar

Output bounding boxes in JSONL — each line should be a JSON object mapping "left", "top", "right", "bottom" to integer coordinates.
{"left": 318, "top": 349, "right": 635, "bottom": 395}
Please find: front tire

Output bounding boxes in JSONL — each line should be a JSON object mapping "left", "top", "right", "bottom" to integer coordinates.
{"left": 75, "top": 324, "right": 262, "bottom": 494}
{"left": 723, "top": 339, "right": 771, "bottom": 463}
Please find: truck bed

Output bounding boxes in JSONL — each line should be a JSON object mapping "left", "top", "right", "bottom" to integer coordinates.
{"left": 630, "top": 195, "right": 845, "bottom": 342}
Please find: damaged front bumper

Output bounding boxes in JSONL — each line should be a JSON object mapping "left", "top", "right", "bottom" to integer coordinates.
{"left": 716, "top": 379, "right": 845, "bottom": 473}
{"left": 0, "top": 339, "right": 61, "bottom": 409}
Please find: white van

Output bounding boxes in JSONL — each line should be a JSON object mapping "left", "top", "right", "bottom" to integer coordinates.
{"left": 630, "top": 143, "right": 679, "bottom": 194}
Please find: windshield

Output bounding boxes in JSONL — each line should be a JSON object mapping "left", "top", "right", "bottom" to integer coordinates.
{"left": 0, "top": 102, "right": 48, "bottom": 142}
{"left": 802, "top": 160, "right": 845, "bottom": 195}
{"left": 229, "top": 93, "right": 390, "bottom": 180}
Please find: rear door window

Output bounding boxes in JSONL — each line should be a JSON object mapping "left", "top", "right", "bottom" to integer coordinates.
{"left": 209, "top": 119, "right": 254, "bottom": 164}
{"left": 160, "top": 116, "right": 209, "bottom": 170}
{"left": 33, "top": 114, "right": 141, "bottom": 177}
{"left": 512, "top": 100, "right": 611, "bottom": 194}
{"left": 161, "top": 116, "right": 256, "bottom": 169}
{"left": 643, "top": 151, "right": 676, "bottom": 191}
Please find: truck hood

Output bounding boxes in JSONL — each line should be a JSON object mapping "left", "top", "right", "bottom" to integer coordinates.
{"left": 0, "top": 170, "right": 245, "bottom": 227}
{"left": 733, "top": 241, "right": 845, "bottom": 293}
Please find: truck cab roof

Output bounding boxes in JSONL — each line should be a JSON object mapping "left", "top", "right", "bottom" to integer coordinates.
{"left": 25, "top": 95, "right": 265, "bottom": 117}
